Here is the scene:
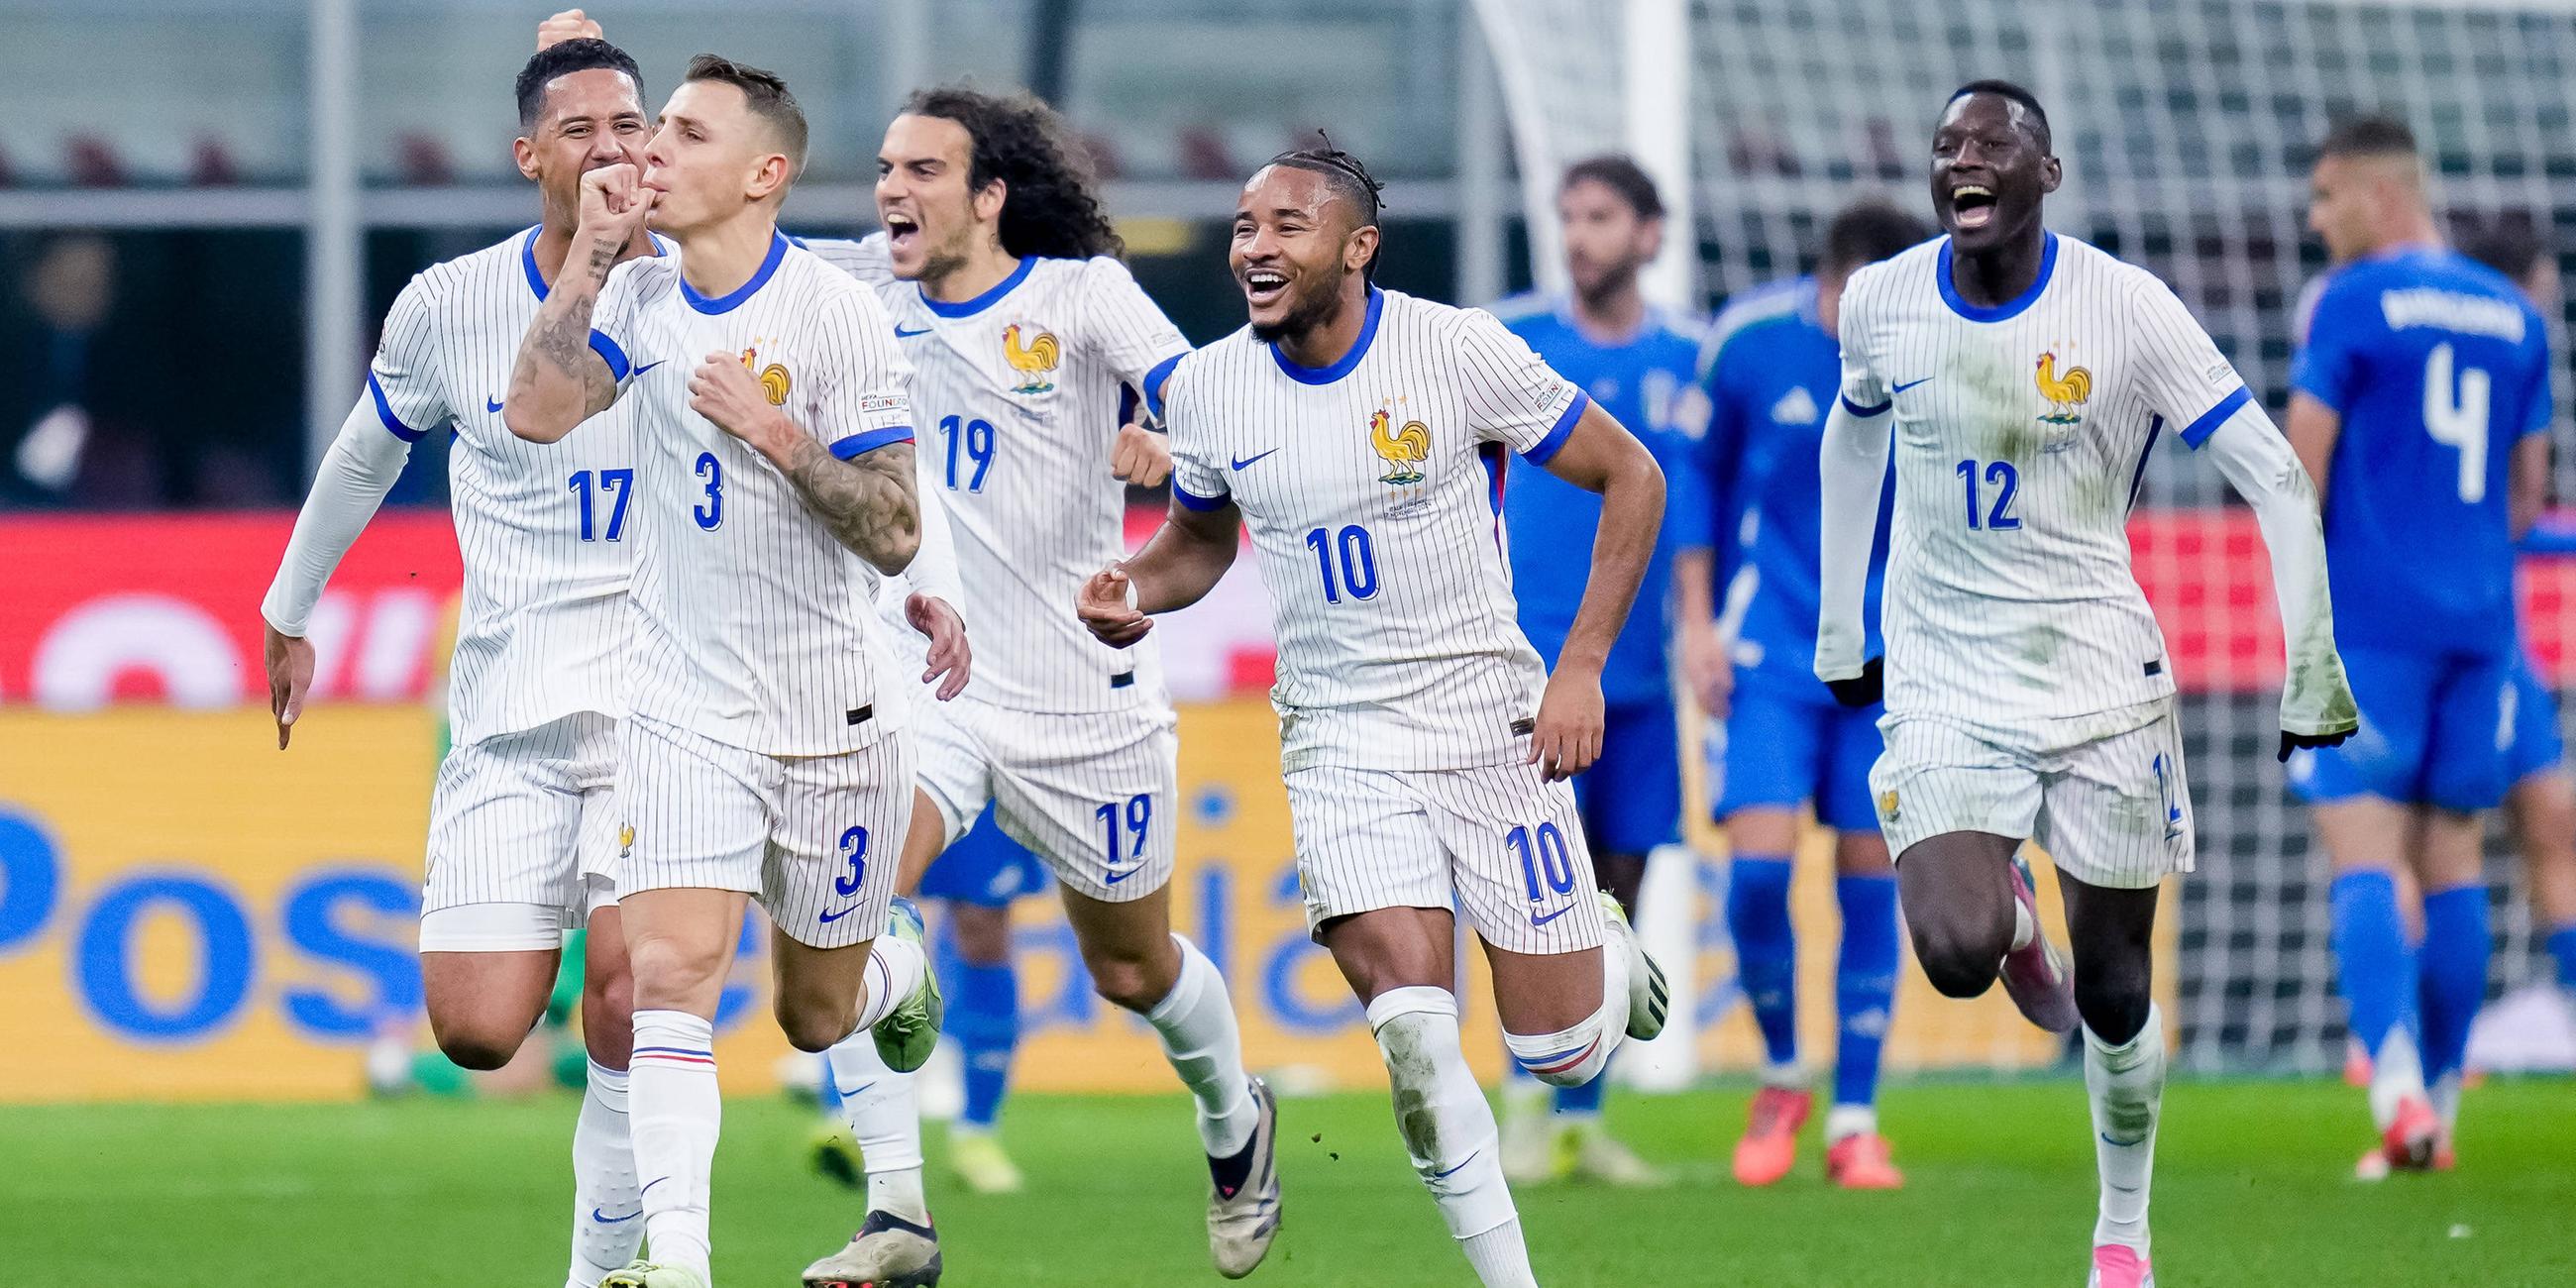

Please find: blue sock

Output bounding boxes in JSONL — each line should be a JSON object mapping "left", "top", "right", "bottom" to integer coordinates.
{"left": 2416, "top": 884, "right": 2492, "bottom": 1086}
{"left": 2550, "top": 924, "right": 2576, "bottom": 996}
{"left": 937, "top": 922, "right": 1020, "bottom": 1130}
{"left": 1833, "top": 874, "right": 1898, "bottom": 1110}
{"left": 1554, "top": 1063, "right": 1609, "bottom": 1117}
{"left": 2329, "top": 870, "right": 2418, "bottom": 1061}
{"left": 1726, "top": 856, "right": 1799, "bottom": 1069}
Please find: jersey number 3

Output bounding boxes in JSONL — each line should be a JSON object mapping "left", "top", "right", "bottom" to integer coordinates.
{"left": 2423, "top": 343, "right": 2491, "bottom": 504}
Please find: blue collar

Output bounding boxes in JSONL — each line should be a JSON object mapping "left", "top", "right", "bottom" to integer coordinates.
{"left": 919, "top": 256, "right": 1034, "bottom": 318}
{"left": 522, "top": 226, "right": 669, "bottom": 301}
{"left": 1937, "top": 231, "right": 2057, "bottom": 323}
{"left": 1271, "top": 287, "right": 1384, "bottom": 385}
{"left": 682, "top": 231, "right": 789, "bottom": 315}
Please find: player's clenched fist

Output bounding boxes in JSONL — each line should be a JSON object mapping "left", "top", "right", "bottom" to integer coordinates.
{"left": 577, "top": 162, "right": 653, "bottom": 241}
{"left": 689, "top": 351, "right": 787, "bottom": 446}
{"left": 536, "top": 8, "right": 601, "bottom": 50}
{"left": 1076, "top": 563, "right": 1153, "bottom": 648}
{"left": 1528, "top": 666, "right": 1607, "bottom": 781}
{"left": 1109, "top": 423, "right": 1171, "bottom": 487}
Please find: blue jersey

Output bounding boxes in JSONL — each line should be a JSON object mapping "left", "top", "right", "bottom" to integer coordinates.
{"left": 1688, "top": 277, "right": 1891, "bottom": 692}
{"left": 1496, "top": 296, "right": 1705, "bottom": 705}
{"left": 2295, "top": 247, "right": 2550, "bottom": 658}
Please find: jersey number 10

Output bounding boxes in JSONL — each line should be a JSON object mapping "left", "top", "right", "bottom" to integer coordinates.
{"left": 2423, "top": 343, "right": 2491, "bottom": 504}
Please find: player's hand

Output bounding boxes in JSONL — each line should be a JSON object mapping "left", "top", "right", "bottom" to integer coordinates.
{"left": 265, "top": 624, "right": 315, "bottom": 750}
{"left": 2278, "top": 726, "right": 2355, "bottom": 764}
{"left": 577, "top": 162, "right": 654, "bottom": 247}
{"left": 908, "top": 592, "right": 972, "bottom": 701}
{"left": 1528, "top": 667, "right": 1606, "bottom": 781}
{"left": 1824, "top": 655, "right": 1883, "bottom": 708}
{"left": 1110, "top": 423, "right": 1171, "bottom": 488}
{"left": 689, "top": 351, "right": 789, "bottom": 450}
{"left": 1077, "top": 563, "right": 1153, "bottom": 648}
{"left": 536, "top": 8, "right": 601, "bottom": 49}
{"left": 1681, "top": 617, "right": 1732, "bottom": 718}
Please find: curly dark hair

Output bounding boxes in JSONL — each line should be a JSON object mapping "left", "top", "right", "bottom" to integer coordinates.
{"left": 904, "top": 85, "right": 1121, "bottom": 261}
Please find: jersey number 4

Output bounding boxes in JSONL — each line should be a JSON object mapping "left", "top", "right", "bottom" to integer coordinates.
{"left": 1956, "top": 459, "right": 2022, "bottom": 531}
{"left": 2423, "top": 343, "right": 2491, "bottom": 504}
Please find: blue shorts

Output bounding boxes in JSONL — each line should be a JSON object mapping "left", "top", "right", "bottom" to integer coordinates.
{"left": 2508, "top": 654, "right": 2566, "bottom": 785}
{"left": 1714, "top": 672, "right": 1883, "bottom": 834}
{"left": 1565, "top": 698, "right": 1682, "bottom": 856}
{"left": 917, "top": 803, "right": 1050, "bottom": 908}
{"left": 2290, "top": 645, "right": 2517, "bottom": 812}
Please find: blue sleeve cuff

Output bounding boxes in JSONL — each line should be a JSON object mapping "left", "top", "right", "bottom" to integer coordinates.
{"left": 1172, "top": 482, "right": 1232, "bottom": 512}
{"left": 1840, "top": 394, "right": 1892, "bottom": 418}
{"left": 1522, "top": 389, "right": 1591, "bottom": 466}
{"left": 1141, "top": 351, "right": 1186, "bottom": 423}
{"left": 367, "top": 373, "right": 426, "bottom": 442}
{"left": 829, "top": 426, "right": 914, "bottom": 460}
{"left": 588, "top": 331, "right": 631, "bottom": 383}
{"left": 2179, "top": 384, "right": 2253, "bottom": 449}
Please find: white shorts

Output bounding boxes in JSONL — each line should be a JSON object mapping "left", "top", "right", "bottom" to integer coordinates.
{"left": 1869, "top": 703, "right": 2196, "bottom": 890}
{"left": 1285, "top": 761, "right": 1608, "bottom": 955}
{"left": 420, "top": 711, "right": 620, "bottom": 951}
{"left": 913, "top": 694, "right": 1179, "bottom": 904}
{"left": 618, "top": 713, "right": 914, "bottom": 950}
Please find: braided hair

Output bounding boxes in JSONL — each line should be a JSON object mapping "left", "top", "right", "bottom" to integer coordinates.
{"left": 1263, "top": 135, "right": 1387, "bottom": 280}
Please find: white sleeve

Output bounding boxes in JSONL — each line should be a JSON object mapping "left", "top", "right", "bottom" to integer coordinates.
{"left": 808, "top": 288, "right": 916, "bottom": 458}
{"left": 1454, "top": 308, "right": 1590, "bottom": 461}
{"left": 803, "top": 232, "right": 898, "bottom": 289}
{"left": 260, "top": 393, "right": 418, "bottom": 637}
{"left": 1815, "top": 281, "right": 1891, "bottom": 682}
{"left": 2201, "top": 405, "right": 2359, "bottom": 736}
{"left": 2129, "top": 272, "right": 2253, "bottom": 449}
{"left": 1075, "top": 257, "right": 1191, "bottom": 424}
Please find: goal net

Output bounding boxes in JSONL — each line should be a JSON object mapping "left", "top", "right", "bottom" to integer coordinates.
{"left": 1476, "top": 0, "right": 2576, "bottom": 1075}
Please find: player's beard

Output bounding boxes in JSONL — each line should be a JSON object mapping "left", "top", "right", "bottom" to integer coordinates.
{"left": 1248, "top": 277, "right": 1346, "bottom": 345}
{"left": 1572, "top": 258, "right": 1640, "bottom": 313}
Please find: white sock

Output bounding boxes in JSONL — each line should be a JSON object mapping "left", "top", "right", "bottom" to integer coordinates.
{"left": 2367, "top": 1027, "right": 2428, "bottom": 1130}
{"left": 1460, "top": 1219, "right": 1543, "bottom": 1288}
{"left": 2011, "top": 895, "right": 2036, "bottom": 952}
{"left": 2427, "top": 1069, "right": 2462, "bottom": 1139}
{"left": 1824, "top": 1104, "right": 1878, "bottom": 1144}
{"left": 2084, "top": 1005, "right": 2166, "bottom": 1256}
{"left": 566, "top": 1061, "right": 644, "bottom": 1287}
{"left": 1500, "top": 949, "right": 1628, "bottom": 1089}
{"left": 1366, "top": 986, "right": 1522, "bottom": 1281}
{"left": 1145, "top": 934, "right": 1257, "bottom": 1157}
{"left": 853, "top": 933, "right": 929, "bottom": 1034}
{"left": 628, "top": 1011, "right": 720, "bottom": 1278}
{"left": 826, "top": 1033, "right": 927, "bottom": 1222}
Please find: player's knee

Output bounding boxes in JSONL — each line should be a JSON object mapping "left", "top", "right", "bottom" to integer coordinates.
{"left": 1907, "top": 919, "right": 2003, "bottom": 999}
{"left": 773, "top": 995, "right": 852, "bottom": 1054}
{"left": 948, "top": 905, "right": 1013, "bottom": 966}
{"left": 2074, "top": 962, "right": 2153, "bottom": 1044}
{"left": 581, "top": 971, "right": 634, "bottom": 1068}
{"left": 428, "top": 1016, "right": 527, "bottom": 1072}
{"left": 623, "top": 931, "right": 728, "bottom": 1014}
{"left": 1080, "top": 935, "right": 1180, "bottom": 1013}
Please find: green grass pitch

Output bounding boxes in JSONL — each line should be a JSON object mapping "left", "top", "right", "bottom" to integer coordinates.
{"left": 7, "top": 1079, "right": 2570, "bottom": 1285}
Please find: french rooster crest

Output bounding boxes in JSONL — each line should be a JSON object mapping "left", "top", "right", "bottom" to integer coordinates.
{"left": 1004, "top": 323, "right": 1060, "bottom": 393}
{"left": 2035, "top": 351, "right": 2091, "bottom": 425}
{"left": 738, "top": 347, "right": 792, "bottom": 406}
{"left": 1370, "top": 408, "right": 1430, "bottom": 485}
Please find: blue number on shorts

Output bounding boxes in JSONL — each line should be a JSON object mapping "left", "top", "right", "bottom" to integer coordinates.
{"left": 1303, "top": 524, "right": 1380, "bottom": 603}
{"left": 695, "top": 452, "right": 724, "bottom": 530}
{"left": 572, "top": 468, "right": 636, "bottom": 541}
{"left": 1507, "top": 822, "right": 1577, "bottom": 902}
{"left": 939, "top": 414, "right": 997, "bottom": 491}
{"left": 1956, "top": 458, "right": 2021, "bottom": 531}
{"left": 834, "top": 825, "right": 868, "bottom": 898}
{"left": 1094, "top": 793, "right": 1152, "bottom": 865}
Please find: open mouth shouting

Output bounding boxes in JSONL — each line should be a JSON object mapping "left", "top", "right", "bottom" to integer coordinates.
{"left": 882, "top": 209, "right": 921, "bottom": 255}
{"left": 1949, "top": 183, "right": 1997, "bottom": 231}
{"left": 1241, "top": 266, "right": 1290, "bottom": 308}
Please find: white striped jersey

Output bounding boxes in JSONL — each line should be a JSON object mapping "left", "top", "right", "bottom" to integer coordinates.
{"left": 589, "top": 232, "right": 917, "bottom": 756}
{"left": 873, "top": 255, "right": 1192, "bottom": 712}
{"left": 268, "top": 227, "right": 653, "bottom": 746}
{"left": 1165, "top": 287, "right": 1592, "bottom": 773}
{"left": 1826, "top": 232, "right": 2251, "bottom": 732}
{"left": 803, "top": 230, "right": 893, "bottom": 288}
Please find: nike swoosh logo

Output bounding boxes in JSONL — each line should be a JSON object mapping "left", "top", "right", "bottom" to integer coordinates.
{"left": 632, "top": 360, "right": 665, "bottom": 377}
{"left": 1430, "top": 1148, "right": 1481, "bottom": 1180}
{"left": 1531, "top": 905, "right": 1572, "bottom": 927}
{"left": 1891, "top": 376, "right": 1934, "bottom": 394}
{"left": 640, "top": 1177, "right": 668, "bottom": 1198}
{"left": 1104, "top": 864, "right": 1142, "bottom": 885}
{"left": 2099, "top": 1132, "right": 2145, "bottom": 1148}
{"left": 818, "top": 904, "right": 860, "bottom": 923}
{"left": 845, "top": 1081, "right": 876, "bottom": 1097}
{"left": 895, "top": 325, "right": 934, "bottom": 338}
{"left": 1231, "top": 448, "right": 1281, "bottom": 472}
{"left": 591, "top": 1207, "right": 642, "bottom": 1224}
{"left": 484, "top": 396, "right": 505, "bottom": 413}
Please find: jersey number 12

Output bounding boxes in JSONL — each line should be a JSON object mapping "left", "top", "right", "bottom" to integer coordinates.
{"left": 1956, "top": 459, "right": 2022, "bottom": 530}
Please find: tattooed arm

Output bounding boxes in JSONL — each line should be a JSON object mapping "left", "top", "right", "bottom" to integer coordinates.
{"left": 503, "top": 164, "right": 651, "bottom": 443}
{"left": 687, "top": 351, "right": 922, "bottom": 575}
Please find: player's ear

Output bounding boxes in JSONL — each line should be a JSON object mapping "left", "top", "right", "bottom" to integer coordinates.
{"left": 1344, "top": 223, "right": 1381, "bottom": 275}
{"left": 512, "top": 136, "right": 541, "bottom": 183}
{"left": 974, "top": 177, "right": 1008, "bottom": 226}
{"left": 748, "top": 152, "right": 792, "bottom": 202}
{"left": 1637, "top": 215, "right": 1665, "bottom": 265}
{"left": 2039, "top": 155, "right": 2063, "bottom": 195}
